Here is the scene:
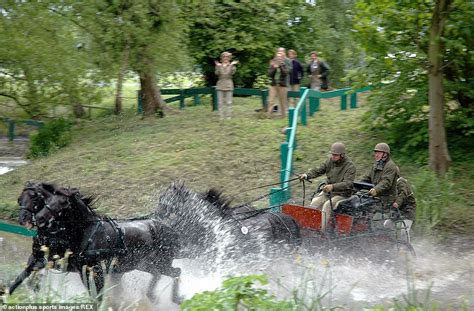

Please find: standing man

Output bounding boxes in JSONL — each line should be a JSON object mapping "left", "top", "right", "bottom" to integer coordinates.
{"left": 268, "top": 52, "right": 289, "bottom": 118}
{"left": 307, "top": 51, "right": 330, "bottom": 91}
{"left": 299, "top": 142, "right": 356, "bottom": 232}
{"left": 276, "top": 47, "right": 292, "bottom": 86}
{"left": 288, "top": 49, "right": 304, "bottom": 107}
{"left": 360, "top": 143, "right": 399, "bottom": 208}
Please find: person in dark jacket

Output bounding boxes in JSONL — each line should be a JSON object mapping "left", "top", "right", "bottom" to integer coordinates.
{"left": 299, "top": 142, "right": 356, "bottom": 232}
{"left": 307, "top": 51, "right": 330, "bottom": 90}
{"left": 267, "top": 52, "right": 289, "bottom": 117}
{"left": 394, "top": 176, "right": 416, "bottom": 221}
{"left": 288, "top": 49, "right": 304, "bottom": 107}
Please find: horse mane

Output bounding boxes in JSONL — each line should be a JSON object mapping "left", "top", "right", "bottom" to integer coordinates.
{"left": 201, "top": 188, "right": 234, "bottom": 216}
{"left": 27, "top": 181, "right": 98, "bottom": 209}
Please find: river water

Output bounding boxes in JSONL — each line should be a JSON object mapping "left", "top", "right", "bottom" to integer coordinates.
{"left": 0, "top": 229, "right": 472, "bottom": 309}
{"left": 0, "top": 172, "right": 472, "bottom": 309}
{"left": 0, "top": 158, "right": 28, "bottom": 175}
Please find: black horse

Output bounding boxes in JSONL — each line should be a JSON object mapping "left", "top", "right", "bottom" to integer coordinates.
{"left": 11, "top": 182, "right": 181, "bottom": 303}
{"left": 154, "top": 183, "right": 301, "bottom": 262}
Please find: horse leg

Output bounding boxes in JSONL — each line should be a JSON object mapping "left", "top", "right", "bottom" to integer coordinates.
{"left": 163, "top": 266, "right": 182, "bottom": 304}
{"left": 146, "top": 272, "right": 161, "bottom": 303}
{"left": 80, "top": 265, "right": 104, "bottom": 301}
{"left": 171, "top": 272, "right": 182, "bottom": 305}
{"left": 92, "top": 264, "right": 105, "bottom": 296}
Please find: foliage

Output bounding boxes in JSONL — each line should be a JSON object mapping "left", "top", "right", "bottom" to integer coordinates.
{"left": 0, "top": 2, "right": 102, "bottom": 119}
{"left": 28, "top": 118, "right": 72, "bottom": 158}
{"left": 350, "top": 0, "right": 474, "bottom": 164}
{"left": 184, "top": 1, "right": 360, "bottom": 88}
{"left": 181, "top": 275, "right": 296, "bottom": 311}
{"left": 0, "top": 0, "right": 192, "bottom": 119}
{"left": 157, "top": 71, "right": 205, "bottom": 89}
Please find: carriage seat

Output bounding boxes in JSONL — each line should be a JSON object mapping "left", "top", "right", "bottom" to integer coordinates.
{"left": 334, "top": 195, "right": 360, "bottom": 213}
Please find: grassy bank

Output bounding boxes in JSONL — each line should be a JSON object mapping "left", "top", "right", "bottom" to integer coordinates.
{"left": 0, "top": 96, "right": 472, "bottom": 233}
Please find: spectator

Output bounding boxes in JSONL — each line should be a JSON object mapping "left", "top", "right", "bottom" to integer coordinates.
{"left": 288, "top": 49, "right": 304, "bottom": 107}
{"left": 215, "top": 51, "right": 238, "bottom": 120}
{"left": 276, "top": 47, "right": 292, "bottom": 85}
{"left": 267, "top": 52, "right": 289, "bottom": 118}
{"left": 307, "top": 51, "right": 330, "bottom": 91}
{"left": 299, "top": 142, "right": 356, "bottom": 232}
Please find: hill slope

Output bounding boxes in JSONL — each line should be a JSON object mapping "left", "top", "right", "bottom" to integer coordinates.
{"left": 0, "top": 96, "right": 472, "bottom": 232}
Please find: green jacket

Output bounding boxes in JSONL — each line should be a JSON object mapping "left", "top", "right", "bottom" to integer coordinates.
{"left": 361, "top": 158, "right": 399, "bottom": 204}
{"left": 395, "top": 177, "right": 416, "bottom": 220}
{"left": 305, "top": 156, "right": 356, "bottom": 197}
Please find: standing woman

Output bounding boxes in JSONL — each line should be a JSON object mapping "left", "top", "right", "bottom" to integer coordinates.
{"left": 215, "top": 51, "right": 238, "bottom": 120}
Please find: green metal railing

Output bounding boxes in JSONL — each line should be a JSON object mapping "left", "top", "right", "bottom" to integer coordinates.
{"left": 0, "top": 221, "right": 37, "bottom": 237}
{"left": 1, "top": 118, "right": 44, "bottom": 141}
{"left": 138, "top": 87, "right": 272, "bottom": 113}
{"left": 268, "top": 86, "right": 372, "bottom": 211}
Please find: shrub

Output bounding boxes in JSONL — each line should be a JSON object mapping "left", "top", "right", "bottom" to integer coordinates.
{"left": 28, "top": 118, "right": 72, "bottom": 158}
{"left": 181, "top": 275, "right": 297, "bottom": 311}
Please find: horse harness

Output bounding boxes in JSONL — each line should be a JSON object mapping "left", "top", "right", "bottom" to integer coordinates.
{"left": 71, "top": 194, "right": 128, "bottom": 259}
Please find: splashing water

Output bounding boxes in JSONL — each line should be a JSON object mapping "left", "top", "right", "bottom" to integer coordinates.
{"left": 2, "top": 184, "right": 472, "bottom": 309}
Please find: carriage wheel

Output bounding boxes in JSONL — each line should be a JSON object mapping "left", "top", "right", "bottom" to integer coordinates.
{"left": 396, "top": 240, "right": 416, "bottom": 258}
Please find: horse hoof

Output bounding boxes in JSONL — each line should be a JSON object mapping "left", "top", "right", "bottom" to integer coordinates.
{"left": 172, "top": 295, "right": 185, "bottom": 305}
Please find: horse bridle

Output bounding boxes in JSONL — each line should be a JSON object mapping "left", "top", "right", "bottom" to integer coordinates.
{"left": 19, "top": 185, "right": 64, "bottom": 228}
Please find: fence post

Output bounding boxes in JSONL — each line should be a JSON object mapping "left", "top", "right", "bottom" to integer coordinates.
{"left": 350, "top": 93, "right": 357, "bottom": 108}
{"left": 309, "top": 97, "right": 320, "bottom": 116}
{"left": 269, "top": 187, "right": 283, "bottom": 212}
{"left": 212, "top": 87, "right": 218, "bottom": 111}
{"left": 179, "top": 89, "right": 185, "bottom": 109}
{"left": 8, "top": 119, "right": 15, "bottom": 141}
{"left": 137, "top": 90, "right": 143, "bottom": 114}
{"left": 280, "top": 142, "right": 288, "bottom": 178}
{"left": 341, "top": 94, "right": 347, "bottom": 110}
{"left": 194, "top": 94, "right": 201, "bottom": 105}
{"left": 300, "top": 102, "right": 307, "bottom": 126}
{"left": 288, "top": 107, "right": 295, "bottom": 127}
{"left": 261, "top": 89, "right": 268, "bottom": 111}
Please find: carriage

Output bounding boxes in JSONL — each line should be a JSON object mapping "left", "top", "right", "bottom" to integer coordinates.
{"left": 281, "top": 181, "right": 416, "bottom": 259}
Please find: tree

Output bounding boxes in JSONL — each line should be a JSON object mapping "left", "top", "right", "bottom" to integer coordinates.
{"left": 428, "top": 0, "right": 453, "bottom": 175}
{"left": 69, "top": 0, "right": 189, "bottom": 117}
{"left": 185, "top": 1, "right": 359, "bottom": 88}
{"left": 0, "top": 2, "right": 100, "bottom": 119}
{"left": 351, "top": 0, "right": 473, "bottom": 171}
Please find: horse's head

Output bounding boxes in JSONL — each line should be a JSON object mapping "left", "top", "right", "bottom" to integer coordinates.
{"left": 18, "top": 182, "right": 55, "bottom": 228}
{"left": 35, "top": 193, "right": 71, "bottom": 228}
{"left": 18, "top": 182, "right": 75, "bottom": 229}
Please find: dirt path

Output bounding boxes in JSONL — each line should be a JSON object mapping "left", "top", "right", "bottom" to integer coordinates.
{"left": 0, "top": 137, "right": 28, "bottom": 158}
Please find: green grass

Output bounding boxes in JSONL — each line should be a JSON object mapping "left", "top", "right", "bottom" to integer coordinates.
{"left": 0, "top": 95, "right": 472, "bottom": 233}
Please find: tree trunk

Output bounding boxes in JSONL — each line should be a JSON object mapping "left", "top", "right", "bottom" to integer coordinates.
{"left": 73, "top": 102, "right": 86, "bottom": 118}
{"left": 114, "top": 45, "right": 129, "bottom": 115}
{"left": 428, "top": 0, "right": 452, "bottom": 176}
{"left": 115, "top": 44, "right": 130, "bottom": 114}
{"left": 138, "top": 68, "right": 167, "bottom": 117}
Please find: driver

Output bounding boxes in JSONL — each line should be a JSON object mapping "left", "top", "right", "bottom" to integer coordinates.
{"left": 299, "top": 142, "right": 356, "bottom": 232}
{"left": 360, "top": 142, "right": 399, "bottom": 208}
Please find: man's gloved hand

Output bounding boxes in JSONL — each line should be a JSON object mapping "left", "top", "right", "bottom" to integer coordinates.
{"left": 322, "top": 184, "right": 333, "bottom": 193}
{"left": 368, "top": 188, "right": 377, "bottom": 196}
{"left": 298, "top": 174, "right": 308, "bottom": 181}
